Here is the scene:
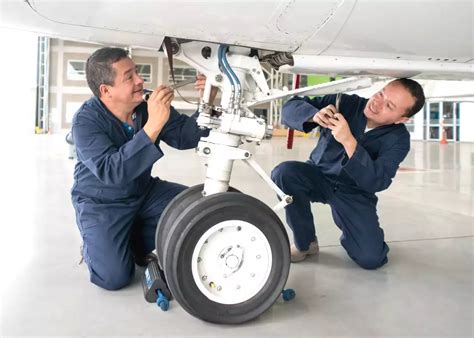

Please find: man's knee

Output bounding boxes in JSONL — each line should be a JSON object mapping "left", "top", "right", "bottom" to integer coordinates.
{"left": 271, "top": 161, "right": 300, "bottom": 185}
{"left": 342, "top": 239, "right": 389, "bottom": 270}
{"left": 89, "top": 260, "right": 135, "bottom": 291}
{"left": 353, "top": 252, "right": 388, "bottom": 270}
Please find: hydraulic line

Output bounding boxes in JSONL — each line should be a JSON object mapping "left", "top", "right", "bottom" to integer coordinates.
{"left": 219, "top": 45, "right": 242, "bottom": 114}
{"left": 218, "top": 45, "right": 236, "bottom": 113}
{"left": 223, "top": 48, "right": 242, "bottom": 113}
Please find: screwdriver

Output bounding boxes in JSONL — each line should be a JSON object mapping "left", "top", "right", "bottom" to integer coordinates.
{"left": 335, "top": 92, "right": 342, "bottom": 112}
{"left": 142, "top": 78, "right": 197, "bottom": 101}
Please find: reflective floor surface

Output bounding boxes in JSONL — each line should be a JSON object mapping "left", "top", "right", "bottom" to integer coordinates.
{"left": 0, "top": 133, "right": 472, "bottom": 337}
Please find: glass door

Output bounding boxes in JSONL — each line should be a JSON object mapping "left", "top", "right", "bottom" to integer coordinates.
{"left": 425, "top": 101, "right": 460, "bottom": 142}
{"left": 427, "top": 102, "right": 440, "bottom": 141}
{"left": 442, "top": 102, "right": 455, "bottom": 141}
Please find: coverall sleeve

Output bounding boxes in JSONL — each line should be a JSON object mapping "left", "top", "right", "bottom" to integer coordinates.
{"left": 159, "top": 107, "right": 209, "bottom": 150}
{"left": 341, "top": 133, "right": 410, "bottom": 193}
{"left": 73, "top": 113, "right": 163, "bottom": 185}
{"left": 282, "top": 95, "right": 337, "bottom": 132}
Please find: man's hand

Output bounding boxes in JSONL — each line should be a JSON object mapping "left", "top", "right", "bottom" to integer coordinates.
{"left": 143, "top": 85, "right": 174, "bottom": 142}
{"left": 195, "top": 74, "right": 218, "bottom": 105}
{"left": 327, "top": 112, "right": 357, "bottom": 158}
{"left": 313, "top": 104, "right": 337, "bottom": 128}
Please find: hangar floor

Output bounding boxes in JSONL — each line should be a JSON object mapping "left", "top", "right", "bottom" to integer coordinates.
{"left": 0, "top": 133, "right": 472, "bottom": 337}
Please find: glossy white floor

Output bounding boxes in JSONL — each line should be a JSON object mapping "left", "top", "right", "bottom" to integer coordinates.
{"left": 0, "top": 132, "right": 472, "bottom": 337}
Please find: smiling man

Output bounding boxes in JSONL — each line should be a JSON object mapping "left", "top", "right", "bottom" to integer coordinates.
{"left": 71, "top": 47, "right": 214, "bottom": 290}
{"left": 271, "top": 78, "right": 425, "bottom": 267}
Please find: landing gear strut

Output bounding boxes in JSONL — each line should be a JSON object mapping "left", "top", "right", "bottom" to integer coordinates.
{"left": 145, "top": 40, "right": 296, "bottom": 323}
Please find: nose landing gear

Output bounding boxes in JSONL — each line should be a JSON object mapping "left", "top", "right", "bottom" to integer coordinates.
{"left": 153, "top": 187, "right": 292, "bottom": 324}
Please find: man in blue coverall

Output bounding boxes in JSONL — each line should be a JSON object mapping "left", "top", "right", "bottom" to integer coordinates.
{"left": 271, "top": 78, "right": 425, "bottom": 268}
{"left": 71, "top": 47, "right": 214, "bottom": 290}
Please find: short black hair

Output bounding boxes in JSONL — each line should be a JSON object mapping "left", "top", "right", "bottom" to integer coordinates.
{"left": 392, "top": 78, "right": 425, "bottom": 117}
{"left": 86, "top": 47, "right": 129, "bottom": 97}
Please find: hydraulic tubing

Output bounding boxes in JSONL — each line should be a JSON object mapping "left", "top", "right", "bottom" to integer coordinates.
{"left": 218, "top": 45, "right": 236, "bottom": 113}
{"left": 219, "top": 45, "right": 242, "bottom": 114}
{"left": 222, "top": 46, "right": 242, "bottom": 114}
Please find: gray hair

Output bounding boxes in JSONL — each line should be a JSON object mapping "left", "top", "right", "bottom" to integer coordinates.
{"left": 86, "top": 47, "right": 129, "bottom": 97}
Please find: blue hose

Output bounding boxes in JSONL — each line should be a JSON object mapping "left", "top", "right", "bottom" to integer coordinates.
{"left": 219, "top": 45, "right": 241, "bottom": 109}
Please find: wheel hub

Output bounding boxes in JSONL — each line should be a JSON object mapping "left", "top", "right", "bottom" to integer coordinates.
{"left": 191, "top": 220, "right": 272, "bottom": 304}
{"left": 218, "top": 245, "right": 243, "bottom": 274}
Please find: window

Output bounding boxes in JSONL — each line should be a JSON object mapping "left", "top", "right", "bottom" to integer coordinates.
{"left": 67, "top": 60, "right": 86, "bottom": 80}
{"left": 429, "top": 104, "right": 440, "bottom": 124}
{"left": 455, "top": 104, "right": 460, "bottom": 124}
{"left": 445, "top": 126, "right": 454, "bottom": 139}
{"left": 443, "top": 102, "right": 454, "bottom": 124}
{"left": 424, "top": 101, "right": 460, "bottom": 141}
{"left": 429, "top": 126, "right": 439, "bottom": 139}
{"left": 169, "top": 66, "right": 197, "bottom": 81}
{"left": 136, "top": 64, "right": 152, "bottom": 83}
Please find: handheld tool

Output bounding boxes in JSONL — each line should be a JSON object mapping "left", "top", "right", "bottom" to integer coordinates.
{"left": 142, "top": 78, "right": 197, "bottom": 101}
{"left": 335, "top": 92, "right": 342, "bottom": 112}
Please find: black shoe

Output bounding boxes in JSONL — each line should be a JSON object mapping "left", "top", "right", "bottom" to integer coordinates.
{"left": 135, "top": 252, "right": 158, "bottom": 267}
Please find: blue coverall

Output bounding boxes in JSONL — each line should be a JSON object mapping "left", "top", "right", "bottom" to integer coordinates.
{"left": 71, "top": 96, "right": 207, "bottom": 290}
{"left": 271, "top": 94, "right": 410, "bottom": 269}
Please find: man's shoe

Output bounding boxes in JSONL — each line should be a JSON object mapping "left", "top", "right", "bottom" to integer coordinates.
{"left": 135, "top": 252, "right": 158, "bottom": 267}
{"left": 290, "top": 241, "right": 319, "bottom": 263}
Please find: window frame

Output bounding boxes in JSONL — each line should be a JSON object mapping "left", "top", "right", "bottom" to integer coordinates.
{"left": 66, "top": 60, "right": 86, "bottom": 81}
{"left": 168, "top": 65, "right": 197, "bottom": 82}
{"left": 136, "top": 63, "right": 152, "bottom": 83}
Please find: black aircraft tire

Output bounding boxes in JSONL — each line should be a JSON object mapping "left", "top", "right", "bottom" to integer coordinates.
{"left": 156, "top": 184, "right": 240, "bottom": 269}
{"left": 156, "top": 184, "right": 204, "bottom": 268}
{"left": 163, "top": 192, "right": 290, "bottom": 324}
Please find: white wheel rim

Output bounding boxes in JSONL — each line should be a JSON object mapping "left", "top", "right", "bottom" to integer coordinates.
{"left": 191, "top": 220, "right": 272, "bottom": 304}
